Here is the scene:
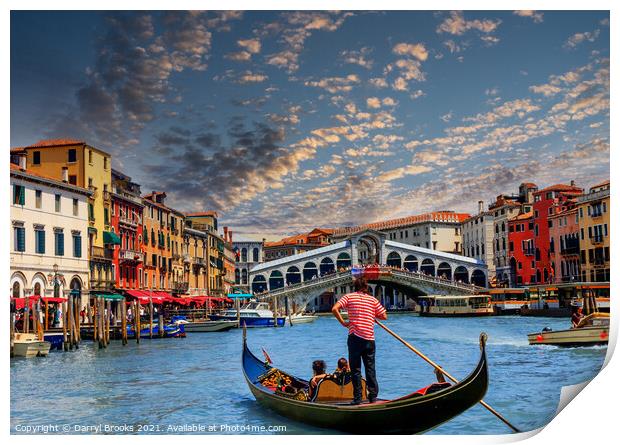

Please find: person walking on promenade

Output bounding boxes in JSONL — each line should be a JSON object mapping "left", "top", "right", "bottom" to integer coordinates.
{"left": 331, "top": 277, "right": 387, "bottom": 404}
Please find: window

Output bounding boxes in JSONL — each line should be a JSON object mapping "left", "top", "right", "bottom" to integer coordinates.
{"left": 55, "top": 194, "right": 61, "bottom": 212}
{"left": 88, "top": 203, "right": 95, "bottom": 221}
{"left": 14, "top": 226, "right": 25, "bottom": 252}
{"left": 33, "top": 151, "right": 41, "bottom": 164}
{"left": 35, "top": 227, "right": 45, "bottom": 254}
{"left": 68, "top": 149, "right": 77, "bottom": 162}
{"left": 104, "top": 157, "right": 109, "bottom": 170}
{"left": 88, "top": 150, "right": 93, "bottom": 164}
{"left": 68, "top": 175, "right": 77, "bottom": 185}
{"left": 55, "top": 230, "right": 65, "bottom": 256}
{"left": 534, "top": 210, "right": 539, "bottom": 218}
{"left": 73, "top": 198, "right": 79, "bottom": 216}
{"left": 104, "top": 208, "right": 109, "bottom": 225}
{"left": 73, "top": 233, "right": 82, "bottom": 258}
{"left": 35, "top": 190, "right": 42, "bottom": 208}
{"left": 13, "top": 185, "right": 25, "bottom": 205}
{"left": 548, "top": 220, "right": 553, "bottom": 228}
{"left": 88, "top": 177, "right": 93, "bottom": 188}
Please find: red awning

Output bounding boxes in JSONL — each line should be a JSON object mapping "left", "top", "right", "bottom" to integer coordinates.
{"left": 11, "top": 295, "right": 67, "bottom": 309}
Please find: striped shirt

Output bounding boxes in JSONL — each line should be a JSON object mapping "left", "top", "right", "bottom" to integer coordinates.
{"left": 338, "top": 292, "right": 386, "bottom": 341}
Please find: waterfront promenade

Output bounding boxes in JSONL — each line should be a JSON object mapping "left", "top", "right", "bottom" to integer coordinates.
{"left": 11, "top": 314, "right": 606, "bottom": 435}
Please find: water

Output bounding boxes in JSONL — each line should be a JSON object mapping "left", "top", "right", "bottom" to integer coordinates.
{"left": 11, "top": 314, "right": 607, "bottom": 435}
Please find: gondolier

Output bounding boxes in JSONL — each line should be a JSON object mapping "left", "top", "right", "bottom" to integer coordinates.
{"left": 332, "top": 277, "right": 387, "bottom": 404}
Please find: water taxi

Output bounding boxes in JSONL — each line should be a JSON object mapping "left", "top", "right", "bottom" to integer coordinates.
{"left": 418, "top": 295, "right": 494, "bottom": 317}
{"left": 488, "top": 288, "right": 528, "bottom": 315}
{"left": 12, "top": 333, "right": 51, "bottom": 358}
{"left": 210, "top": 300, "right": 286, "bottom": 327}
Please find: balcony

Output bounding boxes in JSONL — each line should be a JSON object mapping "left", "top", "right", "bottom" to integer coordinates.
{"left": 103, "top": 190, "right": 111, "bottom": 202}
{"left": 524, "top": 249, "right": 535, "bottom": 256}
{"left": 591, "top": 211, "right": 603, "bottom": 219}
{"left": 90, "top": 246, "right": 113, "bottom": 260}
{"left": 592, "top": 257, "right": 607, "bottom": 268}
{"left": 89, "top": 279, "right": 115, "bottom": 290}
{"left": 119, "top": 215, "right": 139, "bottom": 228}
{"left": 182, "top": 254, "right": 191, "bottom": 264}
{"left": 560, "top": 246, "right": 580, "bottom": 255}
{"left": 193, "top": 256, "right": 206, "bottom": 266}
{"left": 119, "top": 249, "right": 144, "bottom": 263}
{"left": 171, "top": 281, "right": 189, "bottom": 293}
{"left": 172, "top": 253, "right": 182, "bottom": 261}
{"left": 88, "top": 185, "right": 98, "bottom": 199}
{"left": 591, "top": 235, "right": 604, "bottom": 245}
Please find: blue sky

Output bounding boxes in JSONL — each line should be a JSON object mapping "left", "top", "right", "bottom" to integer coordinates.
{"left": 10, "top": 11, "right": 610, "bottom": 239}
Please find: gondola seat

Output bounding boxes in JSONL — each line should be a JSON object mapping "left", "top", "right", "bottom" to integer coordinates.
{"left": 311, "top": 375, "right": 367, "bottom": 403}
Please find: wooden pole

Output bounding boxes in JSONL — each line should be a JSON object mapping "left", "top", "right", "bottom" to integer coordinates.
{"left": 376, "top": 321, "right": 521, "bottom": 433}
{"left": 63, "top": 301, "right": 69, "bottom": 351}
{"left": 45, "top": 300, "right": 49, "bottom": 331}
{"left": 92, "top": 298, "right": 98, "bottom": 343}
{"left": 149, "top": 297, "right": 154, "bottom": 339}
{"left": 121, "top": 298, "right": 127, "bottom": 345}
{"left": 158, "top": 307, "right": 164, "bottom": 338}
{"left": 76, "top": 296, "right": 81, "bottom": 344}
{"left": 236, "top": 297, "right": 240, "bottom": 328}
{"left": 106, "top": 300, "right": 111, "bottom": 346}
{"left": 24, "top": 296, "right": 30, "bottom": 334}
{"left": 285, "top": 296, "right": 293, "bottom": 326}
{"left": 272, "top": 295, "right": 278, "bottom": 328}
{"left": 136, "top": 301, "right": 141, "bottom": 344}
{"left": 69, "top": 294, "right": 75, "bottom": 349}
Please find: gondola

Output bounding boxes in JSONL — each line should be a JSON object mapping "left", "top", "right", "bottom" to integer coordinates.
{"left": 242, "top": 329, "right": 489, "bottom": 434}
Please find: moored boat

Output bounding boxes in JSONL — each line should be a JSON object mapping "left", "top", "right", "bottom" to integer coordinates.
{"left": 289, "top": 313, "right": 319, "bottom": 324}
{"left": 527, "top": 312, "right": 609, "bottom": 347}
{"left": 242, "top": 329, "right": 489, "bottom": 434}
{"left": 419, "top": 295, "right": 494, "bottom": 317}
{"left": 210, "top": 300, "right": 285, "bottom": 327}
{"left": 175, "top": 319, "right": 238, "bottom": 332}
{"left": 127, "top": 322, "right": 185, "bottom": 338}
{"left": 12, "top": 333, "right": 51, "bottom": 358}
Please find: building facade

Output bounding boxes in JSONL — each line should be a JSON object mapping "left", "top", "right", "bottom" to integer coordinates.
{"left": 12, "top": 139, "right": 115, "bottom": 293}
{"left": 263, "top": 228, "right": 333, "bottom": 261}
{"left": 111, "top": 169, "right": 144, "bottom": 291}
{"left": 548, "top": 205, "right": 580, "bottom": 283}
{"left": 532, "top": 183, "right": 583, "bottom": 284}
{"left": 10, "top": 163, "right": 91, "bottom": 302}
{"left": 182, "top": 225, "right": 208, "bottom": 295}
{"left": 233, "top": 240, "right": 264, "bottom": 292}
{"left": 142, "top": 192, "right": 173, "bottom": 291}
{"left": 461, "top": 201, "right": 495, "bottom": 279}
{"left": 185, "top": 212, "right": 226, "bottom": 295}
{"left": 576, "top": 180, "right": 610, "bottom": 282}
{"left": 507, "top": 211, "right": 536, "bottom": 286}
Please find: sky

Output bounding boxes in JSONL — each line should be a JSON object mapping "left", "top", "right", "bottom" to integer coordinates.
{"left": 10, "top": 10, "right": 610, "bottom": 240}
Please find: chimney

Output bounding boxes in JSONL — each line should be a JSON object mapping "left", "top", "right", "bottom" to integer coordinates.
{"left": 478, "top": 200, "right": 484, "bottom": 214}
{"left": 570, "top": 180, "right": 575, "bottom": 187}
{"left": 223, "top": 226, "right": 228, "bottom": 240}
{"left": 19, "top": 156, "right": 26, "bottom": 170}
{"left": 228, "top": 230, "right": 233, "bottom": 243}
{"left": 62, "top": 167, "right": 69, "bottom": 183}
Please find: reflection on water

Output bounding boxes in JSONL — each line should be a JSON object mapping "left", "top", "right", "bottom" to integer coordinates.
{"left": 11, "top": 314, "right": 606, "bottom": 435}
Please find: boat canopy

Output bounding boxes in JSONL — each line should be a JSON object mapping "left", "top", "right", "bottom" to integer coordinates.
{"left": 91, "top": 292, "right": 125, "bottom": 301}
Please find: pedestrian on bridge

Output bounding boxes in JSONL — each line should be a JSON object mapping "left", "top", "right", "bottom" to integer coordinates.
{"left": 332, "top": 277, "right": 387, "bottom": 405}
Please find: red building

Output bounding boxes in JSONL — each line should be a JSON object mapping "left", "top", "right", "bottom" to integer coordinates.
{"left": 531, "top": 183, "right": 583, "bottom": 284}
{"left": 508, "top": 211, "right": 536, "bottom": 286}
{"left": 111, "top": 170, "right": 144, "bottom": 290}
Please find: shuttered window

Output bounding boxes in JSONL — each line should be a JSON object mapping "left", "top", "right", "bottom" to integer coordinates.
{"left": 13, "top": 185, "right": 25, "bottom": 205}
{"left": 55, "top": 231, "right": 65, "bottom": 256}
{"left": 73, "top": 234, "right": 82, "bottom": 258}
{"left": 88, "top": 203, "right": 95, "bottom": 221}
{"left": 14, "top": 227, "right": 25, "bottom": 252}
{"left": 35, "top": 229, "right": 45, "bottom": 254}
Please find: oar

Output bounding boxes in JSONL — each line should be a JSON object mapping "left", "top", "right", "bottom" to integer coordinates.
{"left": 376, "top": 320, "right": 521, "bottom": 433}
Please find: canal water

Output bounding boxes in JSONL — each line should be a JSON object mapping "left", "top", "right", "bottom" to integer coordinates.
{"left": 11, "top": 314, "right": 607, "bottom": 435}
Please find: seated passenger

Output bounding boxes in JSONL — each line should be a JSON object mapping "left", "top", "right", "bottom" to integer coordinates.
{"left": 331, "top": 357, "right": 351, "bottom": 384}
{"left": 309, "top": 360, "right": 328, "bottom": 397}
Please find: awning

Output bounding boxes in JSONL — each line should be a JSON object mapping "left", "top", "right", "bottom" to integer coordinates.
{"left": 227, "top": 293, "right": 252, "bottom": 300}
{"left": 103, "top": 231, "right": 121, "bottom": 245}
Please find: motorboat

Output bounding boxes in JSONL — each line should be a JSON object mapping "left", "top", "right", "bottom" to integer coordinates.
{"left": 419, "top": 295, "right": 494, "bottom": 317}
{"left": 173, "top": 318, "right": 238, "bottom": 332}
{"left": 289, "top": 313, "right": 319, "bottom": 324}
{"left": 210, "top": 300, "right": 285, "bottom": 327}
{"left": 527, "top": 312, "right": 609, "bottom": 347}
{"left": 12, "top": 333, "right": 51, "bottom": 358}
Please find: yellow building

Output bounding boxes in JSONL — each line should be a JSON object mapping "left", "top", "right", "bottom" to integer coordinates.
{"left": 185, "top": 212, "right": 226, "bottom": 295}
{"left": 182, "top": 225, "right": 208, "bottom": 295}
{"left": 142, "top": 192, "right": 173, "bottom": 291}
{"left": 11, "top": 139, "right": 115, "bottom": 292}
{"left": 577, "top": 180, "right": 610, "bottom": 282}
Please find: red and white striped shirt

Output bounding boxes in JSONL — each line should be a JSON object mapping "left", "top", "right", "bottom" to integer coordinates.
{"left": 338, "top": 292, "right": 386, "bottom": 341}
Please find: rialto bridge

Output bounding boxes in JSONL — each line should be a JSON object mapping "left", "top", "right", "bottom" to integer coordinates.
{"left": 249, "top": 230, "right": 487, "bottom": 310}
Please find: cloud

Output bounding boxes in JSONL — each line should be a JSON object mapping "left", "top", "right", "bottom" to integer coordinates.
{"left": 565, "top": 29, "right": 600, "bottom": 49}
{"left": 366, "top": 97, "right": 381, "bottom": 109}
{"left": 369, "top": 77, "right": 388, "bottom": 88}
{"left": 436, "top": 11, "right": 501, "bottom": 36}
{"left": 238, "top": 38, "right": 261, "bottom": 53}
{"left": 380, "top": 164, "right": 433, "bottom": 182}
{"left": 513, "top": 10, "right": 544, "bottom": 23}
{"left": 304, "top": 74, "right": 360, "bottom": 94}
{"left": 341, "top": 47, "right": 374, "bottom": 69}
{"left": 392, "top": 43, "right": 428, "bottom": 61}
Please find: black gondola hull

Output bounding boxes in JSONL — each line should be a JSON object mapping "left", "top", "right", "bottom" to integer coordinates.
{"left": 242, "top": 334, "right": 489, "bottom": 434}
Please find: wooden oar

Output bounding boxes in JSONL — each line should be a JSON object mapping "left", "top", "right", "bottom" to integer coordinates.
{"left": 376, "top": 320, "right": 521, "bottom": 433}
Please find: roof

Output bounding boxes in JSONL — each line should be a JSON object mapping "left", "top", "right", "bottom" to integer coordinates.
{"left": 510, "top": 211, "right": 533, "bottom": 222}
{"left": 264, "top": 227, "right": 333, "bottom": 248}
{"left": 590, "top": 179, "right": 610, "bottom": 190}
{"left": 10, "top": 162, "right": 92, "bottom": 196}
{"left": 521, "top": 182, "right": 537, "bottom": 188}
{"left": 186, "top": 211, "right": 218, "bottom": 218}
{"left": 24, "top": 138, "right": 85, "bottom": 148}
{"left": 534, "top": 183, "right": 583, "bottom": 195}
{"left": 332, "top": 211, "right": 470, "bottom": 236}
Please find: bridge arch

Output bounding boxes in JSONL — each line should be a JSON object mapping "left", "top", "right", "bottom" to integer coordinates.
{"left": 403, "top": 255, "right": 418, "bottom": 272}
{"left": 454, "top": 266, "right": 469, "bottom": 283}
{"left": 420, "top": 259, "right": 435, "bottom": 276}
{"left": 336, "top": 252, "right": 351, "bottom": 270}
{"left": 471, "top": 269, "right": 487, "bottom": 287}
{"left": 252, "top": 274, "right": 267, "bottom": 293}
{"left": 437, "top": 262, "right": 452, "bottom": 280}
{"left": 355, "top": 233, "right": 382, "bottom": 264}
{"left": 320, "top": 257, "right": 335, "bottom": 276}
{"left": 386, "top": 251, "right": 402, "bottom": 268}
{"left": 303, "top": 262, "right": 318, "bottom": 281}
{"left": 286, "top": 266, "right": 302, "bottom": 285}
{"left": 269, "top": 270, "right": 285, "bottom": 290}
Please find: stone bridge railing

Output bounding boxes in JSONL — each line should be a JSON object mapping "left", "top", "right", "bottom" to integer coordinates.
{"left": 254, "top": 267, "right": 486, "bottom": 302}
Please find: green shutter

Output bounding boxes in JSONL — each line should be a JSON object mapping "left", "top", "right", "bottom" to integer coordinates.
{"left": 16, "top": 227, "right": 25, "bottom": 252}
{"left": 55, "top": 232, "right": 65, "bottom": 256}
{"left": 36, "top": 230, "right": 45, "bottom": 254}
{"left": 74, "top": 235, "right": 82, "bottom": 258}
{"left": 88, "top": 203, "right": 94, "bottom": 221}
{"left": 13, "top": 185, "right": 25, "bottom": 205}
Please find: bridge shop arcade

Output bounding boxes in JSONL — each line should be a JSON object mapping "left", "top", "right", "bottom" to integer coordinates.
{"left": 249, "top": 230, "right": 488, "bottom": 313}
